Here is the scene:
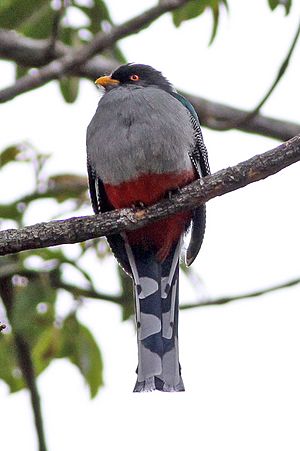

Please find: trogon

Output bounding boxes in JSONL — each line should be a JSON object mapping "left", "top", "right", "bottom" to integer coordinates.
{"left": 86, "top": 63, "right": 210, "bottom": 392}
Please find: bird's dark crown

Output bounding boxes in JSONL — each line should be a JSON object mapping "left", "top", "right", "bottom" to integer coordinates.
{"left": 111, "top": 63, "right": 174, "bottom": 92}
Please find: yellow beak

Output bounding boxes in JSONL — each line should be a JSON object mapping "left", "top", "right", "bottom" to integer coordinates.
{"left": 95, "top": 75, "right": 120, "bottom": 87}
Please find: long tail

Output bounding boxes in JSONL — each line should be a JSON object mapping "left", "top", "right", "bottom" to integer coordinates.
{"left": 125, "top": 239, "right": 184, "bottom": 392}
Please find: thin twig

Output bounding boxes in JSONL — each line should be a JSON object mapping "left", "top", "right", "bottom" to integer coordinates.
{"left": 180, "top": 277, "right": 300, "bottom": 309}
{"left": 53, "top": 277, "right": 300, "bottom": 311}
{"left": 56, "top": 281, "right": 122, "bottom": 304}
{"left": 0, "top": 133, "right": 299, "bottom": 256}
{"left": 15, "top": 335, "right": 48, "bottom": 451}
{"left": 215, "top": 18, "right": 300, "bottom": 130}
{"left": 45, "top": 2, "right": 66, "bottom": 59}
{"left": 0, "top": 277, "right": 48, "bottom": 451}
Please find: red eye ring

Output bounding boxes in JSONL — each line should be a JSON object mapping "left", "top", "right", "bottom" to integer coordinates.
{"left": 130, "top": 74, "right": 139, "bottom": 81}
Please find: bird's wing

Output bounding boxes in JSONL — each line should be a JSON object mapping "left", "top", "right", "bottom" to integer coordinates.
{"left": 171, "top": 92, "right": 210, "bottom": 177}
{"left": 171, "top": 92, "right": 211, "bottom": 266}
{"left": 87, "top": 162, "right": 132, "bottom": 274}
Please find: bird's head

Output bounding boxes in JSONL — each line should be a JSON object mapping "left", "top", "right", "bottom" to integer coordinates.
{"left": 95, "top": 63, "right": 173, "bottom": 93}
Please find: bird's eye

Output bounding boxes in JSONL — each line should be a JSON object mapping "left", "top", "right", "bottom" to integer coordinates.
{"left": 130, "top": 74, "right": 139, "bottom": 81}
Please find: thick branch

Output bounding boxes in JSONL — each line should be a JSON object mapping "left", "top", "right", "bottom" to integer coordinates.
{"left": 0, "top": 0, "right": 189, "bottom": 103}
{"left": 0, "top": 134, "right": 299, "bottom": 256}
{"left": 0, "top": 28, "right": 117, "bottom": 71}
{"left": 1, "top": 29, "right": 299, "bottom": 140}
{"left": 185, "top": 93, "right": 300, "bottom": 141}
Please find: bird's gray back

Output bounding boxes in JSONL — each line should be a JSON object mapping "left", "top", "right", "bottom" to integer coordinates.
{"left": 87, "top": 86, "right": 195, "bottom": 185}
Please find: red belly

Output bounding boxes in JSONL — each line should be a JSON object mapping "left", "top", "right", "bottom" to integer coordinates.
{"left": 104, "top": 171, "right": 196, "bottom": 261}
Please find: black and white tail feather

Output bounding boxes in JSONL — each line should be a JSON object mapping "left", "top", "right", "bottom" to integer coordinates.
{"left": 125, "top": 238, "right": 184, "bottom": 392}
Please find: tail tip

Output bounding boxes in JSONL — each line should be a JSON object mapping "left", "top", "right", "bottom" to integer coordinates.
{"left": 133, "top": 376, "right": 185, "bottom": 393}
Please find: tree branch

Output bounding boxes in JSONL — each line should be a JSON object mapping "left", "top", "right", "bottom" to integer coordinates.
{"left": 56, "top": 281, "right": 122, "bottom": 304}
{"left": 180, "top": 277, "right": 300, "bottom": 309}
{"left": 185, "top": 93, "right": 300, "bottom": 141}
{"left": 45, "top": 3, "right": 66, "bottom": 60}
{"left": 0, "top": 0, "right": 189, "bottom": 103}
{"left": 0, "top": 134, "right": 299, "bottom": 256}
{"left": 0, "top": 28, "right": 116, "bottom": 70}
{"left": 1, "top": 29, "right": 299, "bottom": 141}
{"left": 14, "top": 335, "right": 48, "bottom": 451}
{"left": 55, "top": 276, "right": 300, "bottom": 311}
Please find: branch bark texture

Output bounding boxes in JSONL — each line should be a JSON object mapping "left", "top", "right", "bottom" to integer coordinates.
{"left": 0, "top": 134, "right": 299, "bottom": 256}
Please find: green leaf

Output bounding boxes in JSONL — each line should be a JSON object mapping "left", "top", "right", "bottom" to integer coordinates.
{"left": 59, "top": 28, "right": 81, "bottom": 103}
{"left": 0, "top": 145, "right": 21, "bottom": 168}
{"left": 60, "top": 26, "right": 73, "bottom": 46}
{"left": 209, "top": 2, "right": 219, "bottom": 45}
{"left": 268, "top": 0, "right": 279, "bottom": 10}
{"left": 15, "top": 65, "right": 29, "bottom": 80}
{"left": 0, "top": 0, "right": 49, "bottom": 30}
{"left": 59, "top": 76, "right": 80, "bottom": 104}
{"left": 58, "top": 314, "right": 103, "bottom": 397}
{"left": 284, "top": 0, "right": 292, "bottom": 14}
{"left": 172, "top": 1, "right": 206, "bottom": 27}
{"left": 268, "top": 0, "right": 292, "bottom": 13}
{"left": 11, "top": 273, "right": 56, "bottom": 346}
{"left": 172, "top": 0, "right": 227, "bottom": 43}
{"left": 0, "top": 258, "right": 23, "bottom": 278}
{"left": 19, "top": 3, "right": 55, "bottom": 39}
{"left": 0, "top": 204, "right": 21, "bottom": 220}
{"left": 32, "top": 326, "right": 61, "bottom": 375}
{"left": 0, "top": 325, "right": 61, "bottom": 393}
{"left": 0, "top": 332, "right": 26, "bottom": 392}
{"left": 84, "top": 0, "right": 111, "bottom": 35}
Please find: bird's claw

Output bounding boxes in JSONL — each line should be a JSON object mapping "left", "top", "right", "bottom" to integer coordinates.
{"left": 167, "top": 188, "right": 180, "bottom": 200}
{"left": 131, "top": 201, "right": 146, "bottom": 210}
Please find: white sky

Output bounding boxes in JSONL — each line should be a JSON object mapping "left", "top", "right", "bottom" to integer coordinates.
{"left": 1, "top": 1, "right": 300, "bottom": 450}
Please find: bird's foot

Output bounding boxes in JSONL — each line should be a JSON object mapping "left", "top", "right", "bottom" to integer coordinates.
{"left": 166, "top": 188, "right": 180, "bottom": 200}
{"left": 131, "top": 201, "right": 146, "bottom": 210}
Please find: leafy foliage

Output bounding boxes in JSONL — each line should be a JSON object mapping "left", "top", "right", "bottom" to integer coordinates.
{"left": 0, "top": 0, "right": 125, "bottom": 103}
{"left": 268, "top": 0, "right": 292, "bottom": 15}
{"left": 172, "top": 0, "right": 228, "bottom": 44}
{"left": 0, "top": 143, "right": 126, "bottom": 397}
{"left": 58, "top": 314, "right": 103, "bottom": 398}
{"left": 172, "top": 0, "right": 293, "bottom": 44}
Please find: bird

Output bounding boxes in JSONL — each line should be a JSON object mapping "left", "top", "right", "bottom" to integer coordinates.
{"left": 86, "top": 63, "right": 210, "bottom": 392}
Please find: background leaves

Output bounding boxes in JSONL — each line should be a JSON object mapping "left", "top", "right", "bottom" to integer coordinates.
{"left": 0, "top": 143, "right": 106, "bottom": 396}
{"left": 0, "top": 0, "right": 125, "bottom": 103}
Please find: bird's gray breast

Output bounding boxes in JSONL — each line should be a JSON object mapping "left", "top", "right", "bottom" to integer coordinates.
{"left": 86, "top": 86, "right": 195, "bottom": 185}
